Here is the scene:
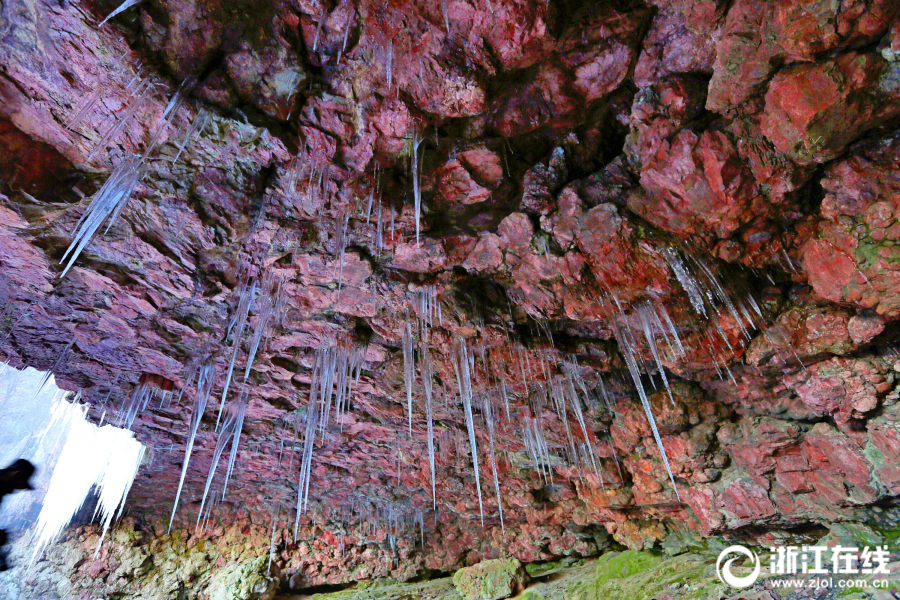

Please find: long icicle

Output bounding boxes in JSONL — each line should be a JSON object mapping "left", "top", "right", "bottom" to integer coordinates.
{"left": 222, "top": 389, "right": 249, "bottom": 498}
{"left": 452, "top": 338, "right": 484, "bottom": 525}
{"left": 610, "top": 314, "right": 679, "bottom": 499}
{"left": 168, "top": 362, "right": 214, "bottom": 532}
{"left": 59, "top": 157, "right": 145, "bottom": 278}
{"left": 196, "top": 409, "right": 239, "bottom": 532}
{"left": 402, "top": 314, "right": 415, "bottom": 434}
{"left": 219, "top": 278, "right": 255, "bottom": 427}
{"left": 412, "top": 130, "right": 423, "bottom": 245}
{"left": 421, "top": 346, "right": 437, "bottom": 509}
{"left": 482, "top": 391, "right": 504, "bottom": 534}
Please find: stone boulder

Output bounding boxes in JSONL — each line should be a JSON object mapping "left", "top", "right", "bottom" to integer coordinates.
{"left": 452, "top": 558, "right": 530, "bottom": 600}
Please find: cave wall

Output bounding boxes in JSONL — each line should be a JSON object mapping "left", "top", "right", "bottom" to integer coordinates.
{"left": 2, "top": 0, "right": 900, "bottom": 595}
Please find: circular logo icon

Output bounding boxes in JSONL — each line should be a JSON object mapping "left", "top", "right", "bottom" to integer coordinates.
{"left": 716, "top": 545, "right": 761, "bottom": 588}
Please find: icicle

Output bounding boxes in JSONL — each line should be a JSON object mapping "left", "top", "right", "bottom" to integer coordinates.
{"left": 338, "top": 7, "right": 352, "bottom": 63}
{"left": 66, "top": 92, "right": 100, "bottom": 130}
{"left": 222, "top": 389, "right": 249, "bottom": 498}
{"left": 294, "top": 369, "right": 321, "bottom": 536}
{"left": 30, "top": 341, "right": 74, "bottom": 403}
{"left": 565, "top": 372, "right": 597, "bottom": 476}
{"left": 610, "top": 315, "right": 679, "bottom": 499}
{"left": 267, "top": 507, "right": 278, "bottom": 575}
{"left": 60, "top": 157, "right": 146, "bottom": 278}
{"left": 168, "top": 362, "right": 214, "bottom": 532}
{"left": 119, "top": 382, "right": 154, "bottom": 430}
{"left": 655, "top": 302, "right": 685, "bottom": 358}
{"left": 336, "top": 212, "right": 350, "bottom": 300}
{"left": 244, "top": 275, "right": 284, "bottom": 381}
{"left": 365, "top": 192, "right": 374, "bottom": 224}
{"left": 499, "top": 376, "right": 511, "bottom": 420}
{"left": 313, "top": 9, "right": 327, "bottom": 53}
{"left": 143, "top": 75, "right": 198, "bottom": 160}
{"left": 663, "top": 247, "right": 706, "bottom": 318}
{"left": 452, "top": 339, "right": 484, "bottom": 525}
{"left": 171, "top": 110, "right": 209, "bottom": 163}
{"left": 386, "top": 40, "right": 393, "bottom": 88}
{"left": 482, "top": 392, "right": 504, "bottom": 534}
{"left": 99, "top": 0, "right": 145, "bottom": 25}
{"left": 402, "top": 314, "right": 415, "bottom": 434}
{"left": 421, "top": 346, "right": 437, "bottom": 509}
{"left": 220, "top": 278, "right": 255, "bottom": 427}
{"left": 638, "top": 304, "right": 675, "bottom": 406}
{"left": 441, "top": 0, "right": 450, "bottom": 33}
{"left": 523, "top": 417, "right": 551, "bottom": 483}
{"left": 87, "top": 82, "right": 154, "bottom": 161}
{"left": 412, "top": 130, "right": 423, "bottom": 245}
{"left": 375, "top": 201, "right": 384, "bottom": 255}
{"left": 196, "top": 406, "right": 240, "bottom": 532}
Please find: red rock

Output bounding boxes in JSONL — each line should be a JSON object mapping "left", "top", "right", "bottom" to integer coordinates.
{"left": 717, "top": 474, "right": 777, "bottom": 527}
{"left": 438, "top": 159, "right": 493, "bottom": 206}
{"left": 784, "top": 357, "right": 887, "bottom": 424}
{"left": 761, "top": 52, "right": 900, "bottom": 165}
{"left": 636, "top": 129, "right": 762, "bottom": 242}
{"left": 633, "top": 3, "right": 721, "bottom": 87}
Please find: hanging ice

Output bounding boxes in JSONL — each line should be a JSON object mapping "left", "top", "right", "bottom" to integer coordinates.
{"left": 31, "top": 399, "right": 145, "bottom": 561}
{"left": 412, "top": 131, "right": 423, "bottom": 245}
{"left": 637, "top": 303, "right": 675, "bottom": 406}
{"left": 335, "top": 213, "right": 350, "bottom": 299}
{"left": 222, "top": 390, "right": 249, "bottom": 497}
{"left": 402, "top": 315, "right": 415, "bottom": 434}
{"left": 662, "top": 247, "right": 706, "bottom": 318}
{"left": 451, "top": 338, "right": 484, "bottom": 525}
{"left": 119, "top": 381, "right": 154, "bottom": 430}
{"left": 386, "top": 40, "right": 393, "bottom": 88}
{"left": 244, "top": 275, "right": 285, "bottom": 382}
{"left": 99, "top": 0, "right": 146, "bottom": 26}
{"left": 481, "top": 391, "right": 504, "bottom": 533}
{"left": 87, "top": 80, "right": 155, "bottom": 160}
{"left": 168, "top": 362, "right": 214, "bottom": 532}
{"left": 219, "top": 277, "right": 255, "bottom": 427}
{"left": 421, "top": 346, "right": 437, "bottom": 509}
{"left": 610, "top": 313, "right": 680, "bottom": 499}
{"left": 196, "top": 392, "right": 247, "bottom": 531}
{"left": 171, "top": 110, "right": 209, "bottom": 163}
{"left": 59, "top": 156, "right": 146, "bottom": 278}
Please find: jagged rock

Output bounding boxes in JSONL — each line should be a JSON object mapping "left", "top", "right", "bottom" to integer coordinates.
{"left": 451, "top": 558, "right": 529, "bottom": 600}
{"left": 3, "top": 0, "right": 900, "bottom": 594}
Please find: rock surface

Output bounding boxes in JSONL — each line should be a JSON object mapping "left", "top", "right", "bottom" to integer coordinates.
{"left": 451, "top": 558, "right": 529, "bottom": 600}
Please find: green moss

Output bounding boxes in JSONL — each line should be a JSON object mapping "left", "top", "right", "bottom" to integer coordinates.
{"left": 452, "top": 558, "right": 528, "bottom": 600}
{"left": 526, "top": 557, "right": 583, "bottom": 575}
{"left": 567, "top": 551, "right": 725, "bottom": 600}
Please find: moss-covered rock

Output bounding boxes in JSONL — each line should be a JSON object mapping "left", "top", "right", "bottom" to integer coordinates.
{"left": 451, "top": 558, "right": 529, "bottom": 600}
{"left": 567, "top": 551, "right": 726, "bottom": 600}
{"left": 207, "top": 555, "right": 278, "bottom": 600}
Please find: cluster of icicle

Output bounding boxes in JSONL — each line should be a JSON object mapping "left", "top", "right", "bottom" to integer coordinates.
{"left": 30, "top": 393, "right": 145, "bottom": 561}
{"left": 288, "top": 498, "right": 428, "bottom": 559}
{"left": 291, "top": 341, "right": 366, "bottom": 538}
{"left": 166, "top": 270, "right": 285, "bottom": 533}
{"left": 61, "top": 67, "right": 208, "bottom": 278}
{"left": 0, "top": 359, "right": 146, "bottom": 561}
{"left": 590, "top": 246, "right": 765, "bottom": 497}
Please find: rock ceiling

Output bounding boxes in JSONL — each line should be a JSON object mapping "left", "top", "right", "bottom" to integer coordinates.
{"left": 2, "top": 0, "right": 900, "bottom": 585}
